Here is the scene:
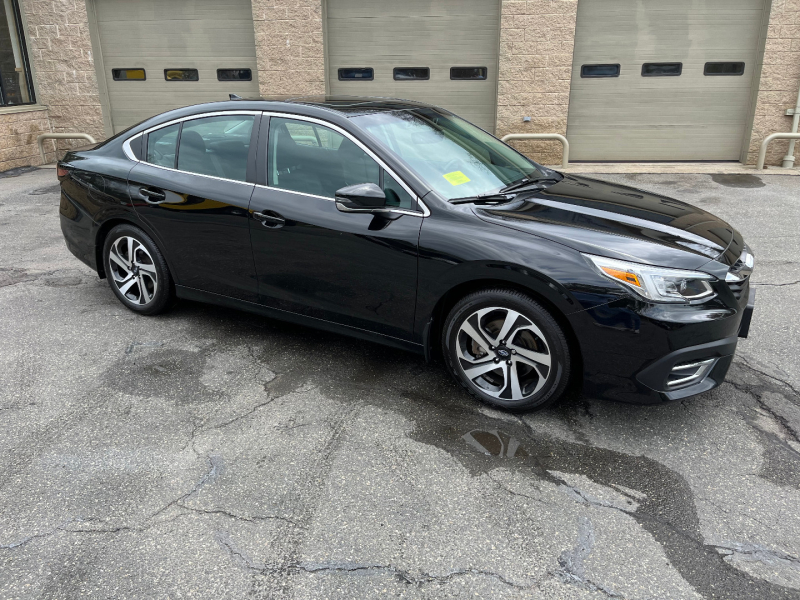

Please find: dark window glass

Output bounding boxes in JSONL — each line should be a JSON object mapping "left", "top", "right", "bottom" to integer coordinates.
{"left": 0, "top": 0, "right": 35, "bottom": 105}
{"left": 269, "top": 116, "right": 379, "bottom": 198}
{"left": 165, "top": 69, "right": 199, "bottom": 81}
{"left": 394, "top": 67, "right": 430, "bottom": 81}
{"left": 641, "top": 62, "right": 682, "bottom": 76}
{"left": 450, "top": 67, "right": 487, "bottom": 80}
{"left": 704, "top": 62, "right": 745, "bottom": 76}
{"left": 112, "top": 68, "right": 146, "bottom": 81}
{"left": 177, "top": 114, "right": 254, "bottom": 182}
{"left": 338, "top": 67, "right": 374, "bottom": 81}
{"left": 146, "top": 123, "right": 180, "bottom": 168}
{"left": 383, "top": 171, "right": 414, "bottom": 210}
{"left": 580, "top": 64, "right": 620, "bottom": 78}
{"left": 217, "top": 68, "right": 252, "bottom": 81}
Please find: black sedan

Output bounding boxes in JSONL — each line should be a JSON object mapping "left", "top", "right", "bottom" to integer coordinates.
{"left": 57, "top": 96, "right": 755, "bottom": 411}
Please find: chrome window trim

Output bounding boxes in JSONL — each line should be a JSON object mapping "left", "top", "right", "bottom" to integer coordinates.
{"left": 261, "top": 111, "right": 430, "bottom": 217}
{"left": 121, "top": 109, "right": 430, "bottom": 216}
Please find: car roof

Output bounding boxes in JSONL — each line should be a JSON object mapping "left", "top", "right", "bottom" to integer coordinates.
{"left": 279, "top": 95, "right": 436, "bottom": 115}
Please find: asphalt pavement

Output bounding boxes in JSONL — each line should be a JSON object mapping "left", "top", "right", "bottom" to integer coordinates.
{"left": 1, "top": 167, "right": 799, "bottom": 599}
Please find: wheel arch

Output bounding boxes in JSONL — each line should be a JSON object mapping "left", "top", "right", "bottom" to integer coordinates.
{"left": 94, "top": 216, "right": 172, "bottom": 282}
{"left": 423, "top": 278, "right": 584, "bottom": 393}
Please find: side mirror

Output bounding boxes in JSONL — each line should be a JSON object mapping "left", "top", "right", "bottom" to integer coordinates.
{"left": 335, "top": 183, "right": 386, "bottom": 212}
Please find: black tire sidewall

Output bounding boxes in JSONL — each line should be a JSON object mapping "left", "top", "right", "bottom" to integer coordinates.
{"left": 103, "top": 224, "right": 172, "bottom": 315}
{"left": 443, "top": 290, "right": 570, "bottom": 411}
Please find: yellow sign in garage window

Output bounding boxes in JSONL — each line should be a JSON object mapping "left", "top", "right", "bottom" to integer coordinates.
{"left": 112, "top": 68, "right": 146, "bottom": 81}
{"left": 443, "top": 171, "right": 471, "bottom": 186}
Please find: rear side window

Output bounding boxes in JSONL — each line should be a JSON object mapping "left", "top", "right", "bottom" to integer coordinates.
{"left": 580, "top": 64, "right": 620, "bottom": 78}
{"left": 268, "top": 116, "right": 379, "bottom": 198}
{"left": 177, "top": 114, "right": 255, "bottom": 182}
{"left": 146, "top": 123, "right": 180, "bottom": 168}
{"left": 704, "top": 62, "right": 745, "bottom": 76}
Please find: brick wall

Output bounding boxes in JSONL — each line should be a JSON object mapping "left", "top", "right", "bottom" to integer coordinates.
{"left": 748, "top": 0, "right": 800, "bottom": 166}
{"left": 250, "top": 0, "right": 326, "bottom": 97}
{"left": 496, "top": 0, "right": 577, "bottom": 166}
{"left": 0, "top": 0, "right": 105, "bottom": 172}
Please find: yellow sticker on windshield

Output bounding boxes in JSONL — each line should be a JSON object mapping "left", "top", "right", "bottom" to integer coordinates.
{"left": 443, "top": 171, "right": 471, "bottom": 186}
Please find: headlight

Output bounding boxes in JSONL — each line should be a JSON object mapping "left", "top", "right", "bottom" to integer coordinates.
{"left": 583, "top": 254, "right": 716, "bottom": 303}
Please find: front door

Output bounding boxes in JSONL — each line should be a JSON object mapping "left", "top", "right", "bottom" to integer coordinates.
{"left": 127, "top": 112, "right": 261, "bottom": 301}
{"left": 249, "top": 115, "right": 424, "bottom": 341}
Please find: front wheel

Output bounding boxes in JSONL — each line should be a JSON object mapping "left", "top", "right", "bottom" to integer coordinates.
{"left": 103, "top": 224, "right": 173, "bottom": 315}
{"left": 442, "top": 289, "right": 571, "bottom": 412}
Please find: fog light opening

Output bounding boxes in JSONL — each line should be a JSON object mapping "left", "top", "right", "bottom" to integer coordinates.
{"left": 666, "top": 358, "right": 717, "bottom": 389}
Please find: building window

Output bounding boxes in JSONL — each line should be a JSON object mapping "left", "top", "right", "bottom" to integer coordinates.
{"left": 112, "top": 68, "right": 146, "bottom": 81}
{"left": 580, "top": 64, "right": 620, "bottom": 78}
{"left": 165, "top": 69, "right": 199, "bottom": 81}
{"left": 704, "top": 62, "right": 745, "bottom": 76}
{"left": 338, "top": 67, "right": 373, "bottom": 81}
{"left": 451, "top": 67, "right": 487, "bottom": 80}
{"left": 393, "top": 67, "right": 430, "bottom": 81}
{"left": 641, "top": 63, "right": 682, "bottom": 77}
{"left": 0, "top": 0, "right": 35, "bottom": 106}
{"left": 217, "top": 68, "right": 252, "bottom": 81}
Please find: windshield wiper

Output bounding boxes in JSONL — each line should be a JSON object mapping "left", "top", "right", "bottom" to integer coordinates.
{"left": 449, "top": 193, "right": 514, "bottom": 205}
{"left": 499, "top": 175, "right": 562, "bottom": 194}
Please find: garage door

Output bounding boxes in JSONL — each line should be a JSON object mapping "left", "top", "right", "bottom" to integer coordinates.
{"left": 566, "top": 0, "right": 765, "bottom": 161}
{"left": 326, "top": 0, "right": 500, "bottom": 133}
{"left": 93, "top": 0, "right": 260, "bottom": 133}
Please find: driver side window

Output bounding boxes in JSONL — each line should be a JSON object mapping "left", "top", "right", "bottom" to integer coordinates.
{"left": 268, "top": 117, "right": 380, "bottom": 198}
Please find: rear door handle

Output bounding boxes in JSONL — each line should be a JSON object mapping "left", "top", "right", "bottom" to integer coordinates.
{"left": 139, "top": 187, "right": 168, "bottom": 204}
{"left": 252, "top": 210, "right": 285, "bottom": 228}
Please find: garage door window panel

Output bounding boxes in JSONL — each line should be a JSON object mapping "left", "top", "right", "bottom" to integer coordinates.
{"left": 641, "top": 63, "right": 682, "bottom": 77}
{"left": 704, "top": 62, "right": 745, "bottom": 76}
{"left": 394, "top": 67, "right": 430, "bottom": 81}
{"left": 450, "top": 67, "right": 487, "bottom": 81}
{"left": 145, "top": 123, "right": 180, "bottom": 168}
{"left": 112, "top": 68, "right": 145, "bottom": 81}
{"left": 268, "top": 117, "right": 379, "bottom": 199}
{"left": 176, "top": 115, "right": 255, "bottom": 182}
{"left": 338, "top": 68, "right": 373, "bottom": 81}
{"left": 217, "top": 69, "right": 252, "bottom": 81}
{"left": 165, "top": 69, "right": 199, "bottom": 81}
{"left": 580, "top": 64, "right": 620, "bottom": 78}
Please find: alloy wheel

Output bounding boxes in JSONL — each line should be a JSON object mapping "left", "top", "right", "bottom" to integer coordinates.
{"left": 108, "top": 236, "right": 158, "bottom": 305}
{"left": 456, "top": 306, "right": 551, "bottom": 401}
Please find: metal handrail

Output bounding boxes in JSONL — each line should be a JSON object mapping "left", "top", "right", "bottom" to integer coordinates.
{"left": 37, "top": 133, "right": 97, "bottom": 165}
{"left": 756, "top": 132, "right": 800, "bottom": 170}
{"left": 500, "top": 133, "right": 570, "bottom": 168}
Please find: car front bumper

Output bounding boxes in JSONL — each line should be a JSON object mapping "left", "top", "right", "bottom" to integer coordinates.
{"left": 569, "top": 285, "right": 755, "bottom": 404}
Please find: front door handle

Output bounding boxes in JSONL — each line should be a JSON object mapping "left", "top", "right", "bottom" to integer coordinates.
{"left": 252, "top": 210, "right": 285, "bottom": 228}
{"left": 139, "top": 187, "right": 168, "bottom": 204}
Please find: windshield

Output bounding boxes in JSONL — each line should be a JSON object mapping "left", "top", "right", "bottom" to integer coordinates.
{"left": 351, "top": 108, "right": 546, "bottom": 200}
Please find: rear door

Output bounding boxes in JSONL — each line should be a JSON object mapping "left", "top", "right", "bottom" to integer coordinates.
{"left": 127, "top": 111, "right": 261, "bottom": 301}
{"left": 248, "top": 114, "right": 424, "bottom": 341}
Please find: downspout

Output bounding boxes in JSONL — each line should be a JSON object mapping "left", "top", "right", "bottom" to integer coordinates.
{"left": 782, "top": 76, "right": 800, "bottom": 168}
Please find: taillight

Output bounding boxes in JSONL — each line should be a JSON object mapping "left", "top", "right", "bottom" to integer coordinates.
{"left": 57, "top": 166, "right": 69, "bottom": 178}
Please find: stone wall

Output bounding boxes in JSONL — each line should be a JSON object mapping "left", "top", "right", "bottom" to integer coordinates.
{"left": 0, "top": 109, "right": 52, "bottom": 171}
{"left": 747, "top": 0, "right": 800, "bottom": 166}
{"left": 250, "top": 0, "right": 326, "bottom": 97}
{"left": 496, "top": 0, "right": 577, "bottom": 166}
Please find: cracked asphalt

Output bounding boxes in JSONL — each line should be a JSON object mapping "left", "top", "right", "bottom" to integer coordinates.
{"left": 1, "top": 167, "right": 799, "bottom": 599}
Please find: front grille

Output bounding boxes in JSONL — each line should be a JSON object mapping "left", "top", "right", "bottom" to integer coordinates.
{"left": 727, "top": 276, "right": 748, "bottom": 301}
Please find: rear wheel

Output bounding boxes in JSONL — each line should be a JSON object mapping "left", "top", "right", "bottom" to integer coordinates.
{"left": 103, "top": 224, "right": 173, "bottom": 315}
{"left": 442, "top": 289, "right": 571, "bottom": 411}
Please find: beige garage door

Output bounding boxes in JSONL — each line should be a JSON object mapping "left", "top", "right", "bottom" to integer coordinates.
{"left": 92, "top": 0, "right": 260, "bottom": 133}
{"left": 566, "top": 0, "right": 765, "bottom": 161}
{"left": 327, "top": 0, "right": 500, "bottom": 133}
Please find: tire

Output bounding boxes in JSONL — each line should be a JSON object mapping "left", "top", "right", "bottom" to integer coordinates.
{"left": 102, "top": 224, "right": 174, "bottom": 315}
{"left": 442, "top": 289, "right": 571, "bottom": 412}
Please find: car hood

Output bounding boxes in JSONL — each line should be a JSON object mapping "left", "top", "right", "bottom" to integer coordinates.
{"left": 474, "top": 174, "right": 739, "bottom": 271}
